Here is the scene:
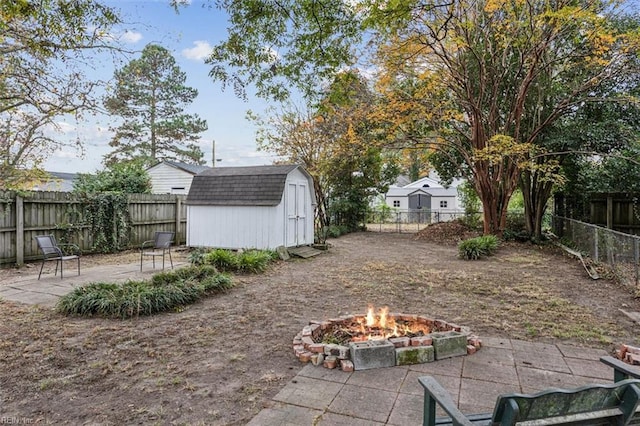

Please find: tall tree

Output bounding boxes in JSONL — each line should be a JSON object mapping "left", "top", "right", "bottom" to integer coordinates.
{"left": 251, "top": 105, "right": 332, "bottom": 236}
{"left": 206, "top": 0, "right": 364, "bottom": 101}
{"left": 0, "top": 0, "right": 120, "bottom": 189}
{"left": 253, "top": 71, "right": 398, "bottom": 236}
{"left": 208, "top": 0, "right": 640, "bottom": 237}
{"left": 371, "top": 0, "right": 640, "bottom": 236}
{"left": 316, "top": 71, "right": 399, "bottom": 230}
{"left": 104, "top": 44, "right": 207, "bottom": 167}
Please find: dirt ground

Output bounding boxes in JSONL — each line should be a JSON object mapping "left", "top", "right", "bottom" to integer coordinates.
{"left": 1, "top": 228, "right": 639, "bottom": 425}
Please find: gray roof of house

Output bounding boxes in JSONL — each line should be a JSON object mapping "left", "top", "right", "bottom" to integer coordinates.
{"left": 160, "top": 160, "right": 212, "bottom": 175}
{"left": 186, "top": 164, "right": 302, "bottom": 206}
{"left": 32, "top": 171, "right": 79, "bottom": 192}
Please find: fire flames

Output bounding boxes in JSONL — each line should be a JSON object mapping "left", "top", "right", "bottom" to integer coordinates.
{"left": 350, "top": 305, "right": 431, "bottom": 342}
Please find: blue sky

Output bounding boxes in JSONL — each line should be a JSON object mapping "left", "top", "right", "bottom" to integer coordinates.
{"left": 44, "top": 0, "right": 278, "bottom": 174}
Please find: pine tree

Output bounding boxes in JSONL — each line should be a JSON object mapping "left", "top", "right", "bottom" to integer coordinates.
{"left": 104, "top": 44, "right": 207, "bottom": 167}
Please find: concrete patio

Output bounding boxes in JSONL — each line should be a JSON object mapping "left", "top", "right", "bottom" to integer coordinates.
{"left": 248, "top": 337, "right": 617, "bottom": 425}
{"left": 0, "top": 259, "right": 188, "bottom": 307}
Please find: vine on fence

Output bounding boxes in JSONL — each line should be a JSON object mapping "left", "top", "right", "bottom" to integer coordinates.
{"left": 55, "top": 201, "right": 84, "bottom": 247}
{"left": 82, "top": 192, "right": 131, "bottom": 253}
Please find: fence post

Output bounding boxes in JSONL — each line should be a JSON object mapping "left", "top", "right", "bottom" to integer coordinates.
{"left": 16, "top": 195, "right": 24, "bottom": 266}
{"left": 635, "top": 238, "right": 639, "bottom": 287}
{"left": 175, "top": 196, "right": 182, "bottom": 245}
{"left": 594, "top": 227, "right": 599, "bottom": 262}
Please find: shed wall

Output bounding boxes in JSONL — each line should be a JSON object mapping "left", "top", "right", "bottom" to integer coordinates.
{"left": 187, "top": 204, "right": 285, "bottom": 249}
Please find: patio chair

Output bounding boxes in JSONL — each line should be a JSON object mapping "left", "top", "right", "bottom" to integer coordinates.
{"left": 140, "top": 231, "right": 174, "bottom": 271}
{"left": 34, "top": 235, "right": 81, "bottom": 280}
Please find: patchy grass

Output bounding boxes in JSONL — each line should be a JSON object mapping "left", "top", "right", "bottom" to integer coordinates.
{"left": 446, "top": 279, "right": 619, "bottom": 344}
{"left": 1, "top": 232, "right": 638, "bottom": 425}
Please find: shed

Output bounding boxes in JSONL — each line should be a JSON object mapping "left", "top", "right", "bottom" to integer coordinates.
{"left": 186, "top": 165, "right": 316, "bottom": 250}
{"left": 146, "top": 160, "right": 212, "bottom": 195}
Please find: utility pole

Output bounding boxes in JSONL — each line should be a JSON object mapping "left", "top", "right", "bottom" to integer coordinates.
{"left": 212, "top": 139, "right": 222, "bottom": 166}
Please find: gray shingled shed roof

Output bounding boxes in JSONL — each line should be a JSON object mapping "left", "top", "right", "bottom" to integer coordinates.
{"left": 186, "top": 164, "right": 308, "bottom": 206}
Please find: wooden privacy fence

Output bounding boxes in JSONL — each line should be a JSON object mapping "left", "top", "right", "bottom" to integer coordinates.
{"left": 0, "top": 191, "right": 187, "bottom": 266}
{"left": 555, "top": 192, "right": 640, "bottom": 236}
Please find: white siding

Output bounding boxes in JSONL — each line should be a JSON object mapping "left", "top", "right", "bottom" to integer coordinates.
{"left": 430, "top": 196, "right": 459, "bottom": 211}
{"left": 385, "top": 196, "right": 409, "bottom": 210}
{"left": 186, "top": 167, "right": 316, "bottom": 250}
{"left": 147, "top": 163, "right": 195, "bottom": 194}
{"left": 187, "top": 205, "right": 285, "bottom": 249}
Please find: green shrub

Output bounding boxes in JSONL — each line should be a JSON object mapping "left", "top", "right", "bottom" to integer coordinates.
{"left": 57, "top": 267, "right": 233, "bottom": 318}
{"left": 187, "top": 248, "right": 208, "bottom": 265}
{"left": 151, "top": 265, "right": 218, "bottom": 286}
{"left": 204, "top": 248, "right": 240, "bottom": 271}
{"left": 198, "top": 248, "right": 278, "bottom": 273}
{"left": 458, "top": 235, "right": 499, "bottom": 260}
{"left": 326, "top": 225, "right": 349, "bottom": 238}
{"left": 237, "top": 250, "right": 275, "bottom": 273}
{"left": 201, "top": 273, "right": 233, "bottom": 292}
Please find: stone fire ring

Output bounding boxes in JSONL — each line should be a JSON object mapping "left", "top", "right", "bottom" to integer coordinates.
{"left": 293, "top": 314, "right": 481, "bottom": 372}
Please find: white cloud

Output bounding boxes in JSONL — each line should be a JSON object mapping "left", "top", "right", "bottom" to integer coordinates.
{"left": 53, "top": 149, "right": 81, "bottom": 159}
{"left": 54, "top": 121, "right": 77, "bottom": 134}
{"left": 261, "top": 46, "right": 280, "bottom": 64}
{"left": 120, "top": 30, "right": 143, "bottom": 44}
{"left": 182, "top": 40, "right": 213, "bottom": 61}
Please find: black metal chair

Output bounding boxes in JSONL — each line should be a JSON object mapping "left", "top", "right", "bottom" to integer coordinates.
{"left": 34, "top": 235, "right": 80, "bottom": 280}
{"left": 140, "top": 231, "right": 174, "bottom": 271}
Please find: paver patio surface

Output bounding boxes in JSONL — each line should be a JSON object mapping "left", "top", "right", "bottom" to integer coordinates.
{"left": 248, "top": 336, "right": 614, "bottom": 425}
{"left": 0, "top": 260, "right": 188, "bottom": 307}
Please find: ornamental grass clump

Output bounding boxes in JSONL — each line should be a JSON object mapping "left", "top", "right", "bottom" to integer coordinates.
{"left": 199, "top": 248, "right": 277, "bottom": 273}
{"left": 151, "top": 265, "right": 218, "bottom": 285}
{"left": 57, "top": 265, "right": 233, "bottom": 318}
{"left": 458, "top": 235, "right": 500, "bottom": 260}
{"left": 237, "top": 249, "right": 276, "bottom": 273}
{"left": 204, "top": 248, "right": 239, "bottom": 271}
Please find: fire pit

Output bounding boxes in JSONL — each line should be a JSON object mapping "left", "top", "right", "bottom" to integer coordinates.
{"left": 293, "top": 306, "right": 481, "bottom": 371}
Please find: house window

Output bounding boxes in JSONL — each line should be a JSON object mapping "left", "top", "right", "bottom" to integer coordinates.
{"left": 439, "top": 200, "right": 448, "bottom": 208}
{"left": 393, "top": 200, "right": 400, "bottom": 208}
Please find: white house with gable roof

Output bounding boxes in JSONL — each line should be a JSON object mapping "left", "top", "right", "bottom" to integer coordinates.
{"left": 146, "top": 160, "right": 212, "bottom": 195}
{"left": 382, "top": 172, "right": 465, "bottom": 221}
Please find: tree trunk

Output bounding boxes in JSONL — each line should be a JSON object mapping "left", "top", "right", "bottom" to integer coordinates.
{"left": 313, "top": 179, "right": 329, "bottom": 243}
{"left": 521, "top": 170, "right": 554, "bottom": 241}
{"left": 476, "top": 178, "right": 511, "bottom": 237}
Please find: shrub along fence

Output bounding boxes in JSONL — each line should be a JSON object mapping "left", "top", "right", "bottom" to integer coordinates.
{"left": 0, "top": 191, "right": 186, "bottom": 266}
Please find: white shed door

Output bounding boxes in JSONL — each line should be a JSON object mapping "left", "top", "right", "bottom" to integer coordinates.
{"left": 286, "top": 182, "right": 308, "bottom": 246}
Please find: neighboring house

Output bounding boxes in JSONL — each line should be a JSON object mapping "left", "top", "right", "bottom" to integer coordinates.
{"left": 32, "top": 172, "right": 78, "bottom": 192}
{"left": 382, "top": 171, "right": 464, "bottom": 221}
{"left": 186, "top": 164, "right": 316, "bottom": 250}
{"left": 146, "top": 160, "right": 212, "bottom": 195}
